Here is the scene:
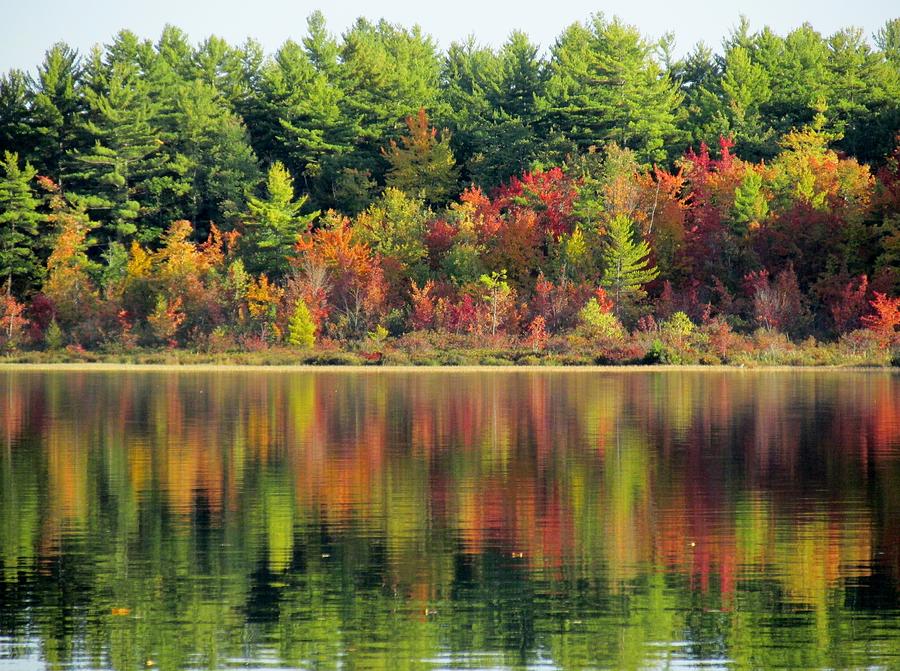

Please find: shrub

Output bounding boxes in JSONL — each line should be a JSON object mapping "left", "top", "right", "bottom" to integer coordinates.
{"left": 579, "top": 298, "right": 627, "bottom": 341}
{"left": 45, "top": 320, "right": 65, "bottom": 350}
{"left": 147, "top": 296, "right": 185, "bottom": 347}
{"left": 646, "top": 338, "right": 679, "bottom": 364}
{"left": 661, "top": 311, "right": 694, "bottom": 338}
{"left": 861, "top": 292, "right": 900, "bottom": 347}
{"left": 527, "top": 316, "right": 549, "bottom": 352}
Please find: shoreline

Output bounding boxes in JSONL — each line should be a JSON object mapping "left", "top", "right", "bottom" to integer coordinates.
{"left": 0, "top": 362, "right": 894, "bottom": 373}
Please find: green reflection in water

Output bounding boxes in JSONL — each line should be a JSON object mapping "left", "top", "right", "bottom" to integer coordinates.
{"left": 0, "top": 370, "right": 899, "bottom": 670}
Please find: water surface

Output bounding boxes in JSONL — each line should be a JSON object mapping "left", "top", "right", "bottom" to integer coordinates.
{"left": 0, "top": 369, "right": 898, "bottom": 670}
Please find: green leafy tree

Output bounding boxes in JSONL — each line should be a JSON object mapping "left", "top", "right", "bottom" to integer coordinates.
{"left": 242, "top": 162, "right": 317, "bottom": 277}
{"left": 479, "top": 270, "right": 512, "bottom": 336}
{"left": 600, "top": 214, "right": 659, "bottom": 317}
{"left": 579, "top": 297, "right": 627, "bottom": 341}
{"left": 0, "top": 153, "right": 44, "bottom": 296}
{"left": 353, "top": 187, "right": 428, "bottom": 280}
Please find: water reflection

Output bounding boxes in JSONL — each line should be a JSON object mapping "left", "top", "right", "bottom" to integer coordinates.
{"left": 0, "top": 369, "right": 898, "bottom": 669}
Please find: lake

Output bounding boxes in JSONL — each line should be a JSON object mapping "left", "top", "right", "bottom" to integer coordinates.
{"left": 0, "top": 368, "right": 898, "bottom": 670}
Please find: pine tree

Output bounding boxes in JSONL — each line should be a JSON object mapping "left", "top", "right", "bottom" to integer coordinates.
{"left": 336, "top": 17, "right": 443, "bottom": 196}
{"left": 242, "top": 162, "right": 317, "bottom": 277}
{"left": 440, "top": 31, "right": 559, "bottom": 190}
{"left": 875, "top": 19, "right": 900, "bottom": 66}
{"left": 288, "top": 297, "right": 316, "bottom": 348}
{"left": 29, "top": 43, "right": 82, "bottom": 186}
{"left": 720, "top": 45, "right": 776, "bottom": 158}
{"left": 339, "top": 18, "right": 442, "bottom": 143}
{"left": 0, "top": 152, "right": 44, "bottom": 296}
{"left": 69, "top": 55, "right": 163, "bottom": 243}
{"left": 0, "top": 71, "right": 35, "bottom": 161}
{"left": 172, "top": 79, "right": 260, "bottom": 228}
{"left": 303, "top": 11, "right": 341, "bottom": 75}
{"left": 731, "top": 169, "right": 769, "bottom": 234}
{"left": 600, "top": 214, "right": 659, "bottom": 317}
{"left": 671, "top": 42, "right": 726, "bottom": 151}
{"left": 544, "top": 14, "right": 683, "bottom": 164}
{"left": 270, "top": 40, "right": 356, "bottom": 183}
{"left": 495, "top": 32, "right": 545, "bottom": 120}
{"left": 382, "top": 108, "right": 459, "bottom": 205}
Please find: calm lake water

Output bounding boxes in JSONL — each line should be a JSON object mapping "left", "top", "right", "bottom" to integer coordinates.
{"left": 0, "top": 368, "right": 898, "bottom": 670}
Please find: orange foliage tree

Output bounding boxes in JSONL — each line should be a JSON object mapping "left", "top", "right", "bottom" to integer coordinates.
{"left": 861, "top": 292, "right": 900, "bottom": 346}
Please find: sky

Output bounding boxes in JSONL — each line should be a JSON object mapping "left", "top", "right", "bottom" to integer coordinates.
{"left": 1, "top": 0, "right": 897, "bottom": 72}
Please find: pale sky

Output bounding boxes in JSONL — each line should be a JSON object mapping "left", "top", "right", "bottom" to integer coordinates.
{"left": 2, "top": 0, "right": 897, "bottom": 72}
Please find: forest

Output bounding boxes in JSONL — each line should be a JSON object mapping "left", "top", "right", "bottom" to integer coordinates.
{"left": 0, "top": 13, "right": 899, "bottom": 365}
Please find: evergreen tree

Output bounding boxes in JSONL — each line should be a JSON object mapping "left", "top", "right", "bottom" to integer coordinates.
{"left": 477, "top": 32, "right": 555, "bottom": 187}
{"left": 826, "top": 27, "right": 900, "bottom": 162}
{"left": 69, "top": 52, "right": 164, "bottom": 243}
{"left": 382, "top": 108, "right": 459, "bottom": 205}
{"left": 494, "top": 32, "right": 545, "bottom": 120}
{"left": 194, "top": 35, "right": 252, "bottom": 107}
{"left": 242, "top": 162, "right": 317, "bottom": 277}
{"left": 731, "top": 169, "right": 769, "bottom": 235}
{"left": 303, "top": 11, "right": 341, "bottom": 76}
{"left": 600, "top": 214, "right": 659, "bottom": 317}
{"left": 720, "top": 45, "right": 776, "bottom": 158}
{"left": 288, "top": 297, "right": 316, "bottom": 348}
{"left": 339, "top": 18, "right": 442, "bottom": 143}
{"left": 335, "top": 17, "right": 443, "bottom": 201}
{"left": 756, "top": 25, "right": 830, "bottom": 141}
{"left": 440, "top": 39, "right": 503, "bottom": 181}
{"left": 671, "top": 42, "right": 726, "bottom": 151}
{"left": 440, "top": 33, "right": 552, "bottom": 189}
{"left": 29, "top": 43, "right": 82, "bottom": 185}
{"left": 269, "top": 40, "right": 356, "bottom": 185}
{"left": 0, "top": 71, "right": 34, "bottom": 162}
{"left": 544, "top": 14, "right": 683, "bottom": 164}
{"left": 875, "top": 19, "right": 900, "bottom": 66}
{"left": 0, "top": 152, "right": 44, "bottom": 296}
{"left": 172, "top": 79, "right": 260, "bottom": 229}
{"left": 155, "top": 25, "right": 195, "bottom": 81}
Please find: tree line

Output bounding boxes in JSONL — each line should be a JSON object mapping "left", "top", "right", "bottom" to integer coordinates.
{"left": 0, "top": 13, "right": 898, "bottom": 359}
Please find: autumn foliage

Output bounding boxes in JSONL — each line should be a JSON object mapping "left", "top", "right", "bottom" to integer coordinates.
{"left": 0, "top": 130, "right": 896, "bottom": 365}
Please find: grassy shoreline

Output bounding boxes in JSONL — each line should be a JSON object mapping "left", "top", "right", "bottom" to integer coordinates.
{"left": 0, "top": 350, "right": 894, "bottom": 372}
{"left": 0, "top": 363, "right": 895, "bottom": 373}
{"left": 2, "top": 328, "right": 896, "bottom": 370}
